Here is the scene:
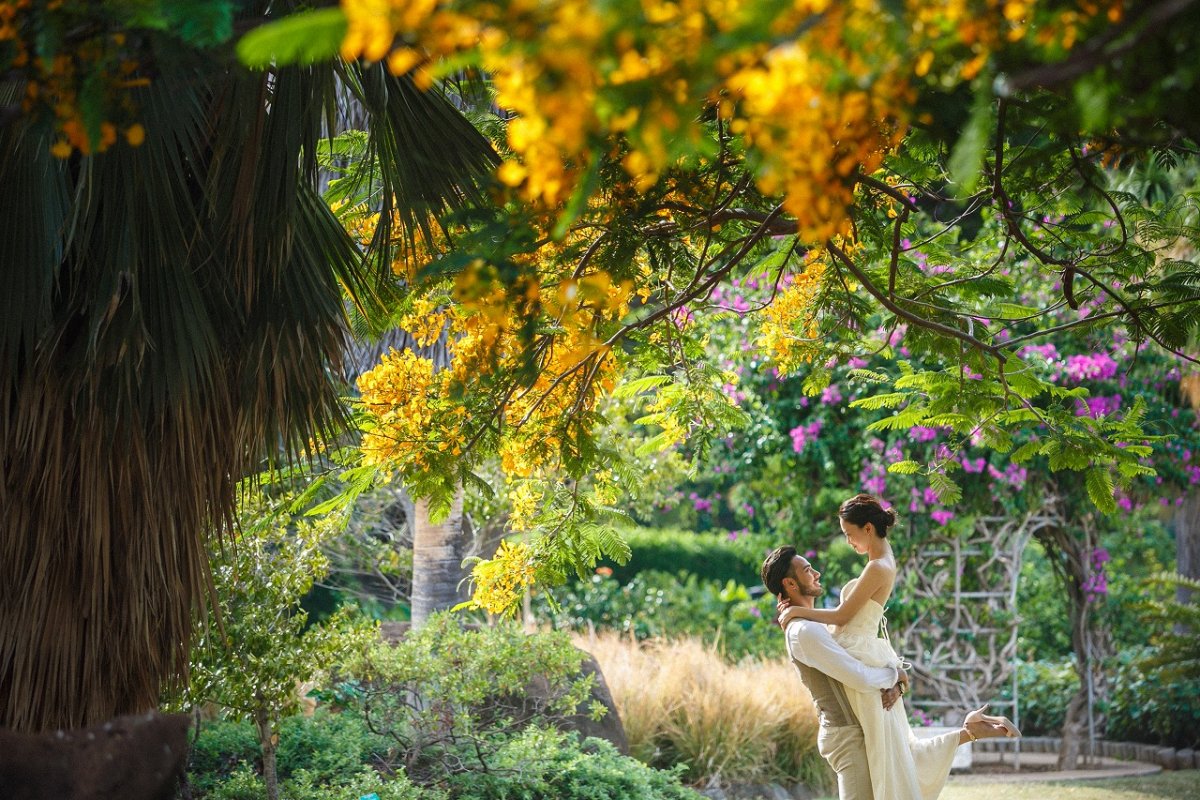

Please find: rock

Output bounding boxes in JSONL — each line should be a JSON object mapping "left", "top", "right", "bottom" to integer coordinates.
{"left": 0, "top": 712, "right": 189, "bottom": 800}
{"left": 1178, "top": 748, "right": 1196, "bottom": 769}
{"left": 379, "top": 624, "right": 628, "bottom": 754}
{"left": 787, "top": 781, "right": 818, "bottom": 800}
{"left": 1155, "top": 747, "right": 1178, "bottom": 769}
{"left": 554, "top": 652, "right": 629, "bottom": 755}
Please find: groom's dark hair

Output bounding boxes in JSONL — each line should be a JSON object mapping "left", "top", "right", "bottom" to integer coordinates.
{"left": 761, "top": 545, "right": 798, "bottom": 597}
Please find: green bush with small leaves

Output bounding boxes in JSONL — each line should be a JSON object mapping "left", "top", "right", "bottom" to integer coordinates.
{"left": 345, "top": 613, "right": 603, "bottom": 786}
{"left": 186, "top": 710, "right": 393, "bottom": 796}
{"left": 204, "top": 764, "right": 435, "bottom": 800}
{"left": 449, "top": 726, "right": 704, "bottom": 800}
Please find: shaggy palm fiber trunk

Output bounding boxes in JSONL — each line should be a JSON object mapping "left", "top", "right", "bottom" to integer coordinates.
{"left": 0, "top": 379, "right": 232, "bottom": 732}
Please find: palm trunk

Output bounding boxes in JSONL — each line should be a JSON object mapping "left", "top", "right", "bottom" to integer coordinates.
{"left": 410, "top": 487, "right": 469, "bottom": 628}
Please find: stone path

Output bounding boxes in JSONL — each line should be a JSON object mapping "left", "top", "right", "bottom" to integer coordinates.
{"left": 948, "top": 751, "right": 1163, "bottom": 784}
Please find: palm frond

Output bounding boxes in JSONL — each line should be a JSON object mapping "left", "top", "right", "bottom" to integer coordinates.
{"left": 0, "top": 3, "right": 498, "bottom": 732}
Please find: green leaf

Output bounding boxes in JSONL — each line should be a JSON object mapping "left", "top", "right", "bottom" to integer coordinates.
{"left": 236, "top": 8, "right": 348, "bottom": 69}
{"left": 929, "top": 473, "right": 962, "bottom": 505}
{"left": 849, "top": 392, "right": 908, "bottom": 410}
{"left": 802, "top": 368, "right": 831, "bottom": 398}
{"left": 163, "top": 0, "right": 235, "bottom": 47}
{"left": 865, "top": 407, "right": 926, "bottom": 432}
{"left": 1074, "top": 70, "right": 1113, "bottom": 132}
{"left": 847, "top": 368, "right": 891, "bottom": 384}
{"left": 1010, "top": 440, "right": 1042, "bottom": 463}
{"left": 887, "top": 460, "right": 922, "bottom": 475}
{"left": 947, "top": 89, "right": 992, "bottom": 198}
{"left": 1085, "top": 467, "right": 1116, "bottom": 514}
{"left": 612, "top": 374, "right": 672, "bottom": 399}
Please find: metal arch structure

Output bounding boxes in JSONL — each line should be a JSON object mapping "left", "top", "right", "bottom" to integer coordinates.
{"left": 891, "top": 503, "right": 1067, "bottom": 732}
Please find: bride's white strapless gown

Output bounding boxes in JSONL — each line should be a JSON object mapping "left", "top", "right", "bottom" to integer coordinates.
{"left": 834, "top": 579, "right": 959, "bottom": 800}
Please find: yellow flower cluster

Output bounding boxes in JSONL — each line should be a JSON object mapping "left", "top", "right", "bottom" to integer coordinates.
{"left": 461, "top": 539, "right": 536, "bottom": 615}
{"left": 337, "top": 0, "right": 921, "bottom": 242}
{"left": 400, "top": 296, "right": 449, "bottom": 348}
{"left": 506, "top": 481, "right": 543, "bottom": 532}
{"left": 906, "top": 0, "right": 1120, "bottom": 83}
{"left": 3, "top": 6, "right": 147, "bottom": 157}
{"left": 357, "top": 348, "right": 462, "bottom": 472}
{"left": 356, "top": 253, "right": 628, "bottom": 483}
{"left": 725, "top": 3, "right": 911, "bottom": 243}
{"left": 757, "top": 252, "right": 829, "bottom": 375}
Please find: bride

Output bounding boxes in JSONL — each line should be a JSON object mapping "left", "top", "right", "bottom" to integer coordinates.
{"left": 777, "top": 493, "right": 1019, "bottom": 800}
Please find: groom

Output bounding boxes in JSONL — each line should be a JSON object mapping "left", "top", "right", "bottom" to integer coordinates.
{"left": 761, "top": 545, "right": 907, "bottom": 800}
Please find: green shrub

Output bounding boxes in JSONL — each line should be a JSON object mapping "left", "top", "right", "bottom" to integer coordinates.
{"left": 1104, "top": 646, "right": 1200, "bottom": 749}
{"left": 346, "top": 614, "right": 601, "bottom": 786}
{"left": 187, "top": 710, "right": 392, "bottom": 796}
{"left": 1008, "top": 660, "right": 1078, "bottom": 736}
{"left": 1009, "top": 650, "right": 1200, "bottom": 748}
{"left": 276, "top": 710, "right": 393, "bottom": 784}
{"left": 205, "top": 766, "right": 266, "bottom": 800}
{"left": 533, "top": 570, "right": 779, "bottom": 660}
{"left": 204, "top": 764, "right": 436, "bottom": 800}
{"left": 186, "top": 718, "right": 261, "bottom": 795}
{"left": 449, "top": 727, "right": 703, "bottom": 800}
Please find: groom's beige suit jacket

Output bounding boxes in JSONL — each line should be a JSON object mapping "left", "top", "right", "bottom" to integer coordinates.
{"left": 785, "top": 619, "right": 901, "bottom": 800}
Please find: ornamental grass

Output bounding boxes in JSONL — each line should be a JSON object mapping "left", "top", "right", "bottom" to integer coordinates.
{"left": 577, "top": 632, "right": 832, "bottom": 792}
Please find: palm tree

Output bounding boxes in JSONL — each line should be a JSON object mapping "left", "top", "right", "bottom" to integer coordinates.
{"left": 0, "top": 5, "right": 496, "bottom": 733}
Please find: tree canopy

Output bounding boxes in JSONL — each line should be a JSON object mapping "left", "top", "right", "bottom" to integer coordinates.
{"left": 5, "top": 0, "right": 1200, "bottom": 634}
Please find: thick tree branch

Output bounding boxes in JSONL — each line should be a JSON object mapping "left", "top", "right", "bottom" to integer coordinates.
{"left": 825, "top": 239, "right": 1001, "bottom": 356}
{"left": 997, "top": 0, "right": 1200, "bottom": 95}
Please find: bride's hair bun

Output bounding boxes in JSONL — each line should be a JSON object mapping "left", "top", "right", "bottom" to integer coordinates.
{"left": 839, "top": 493, "right": 898, "bottom": 538}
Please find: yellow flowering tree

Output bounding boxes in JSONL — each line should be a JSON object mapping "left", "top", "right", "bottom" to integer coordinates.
{"left": 271, "top": 0, "right": 1200, "bottom": 617}
{"left": 9, "top": 0, "right": 1200, "bottom": 642}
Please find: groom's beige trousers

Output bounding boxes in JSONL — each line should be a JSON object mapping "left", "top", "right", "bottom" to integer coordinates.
{"left": 793, "top": 657, "right": 876, "bottom": 800}
{"left": 818, "top": 724, "right": 873, "bottom": 800}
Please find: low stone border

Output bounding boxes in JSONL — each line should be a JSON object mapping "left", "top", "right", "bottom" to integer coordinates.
{"left": 952, "top": 750, "right": 1162, "bottom": 784}
{"left": 972, "top": 736, "right": 1198, "bottom": 770}
{"left": 698, "top": 736, "right": 1195, "bottom": 798}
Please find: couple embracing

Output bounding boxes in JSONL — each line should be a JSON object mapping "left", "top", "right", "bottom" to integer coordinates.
{"left": 760, "top": 494, "right": 1020, "bottom": 800}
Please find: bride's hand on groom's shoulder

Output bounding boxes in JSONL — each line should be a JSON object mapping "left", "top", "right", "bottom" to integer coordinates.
{"left": 775, "top": 596, "right": 793, "bottom": 629}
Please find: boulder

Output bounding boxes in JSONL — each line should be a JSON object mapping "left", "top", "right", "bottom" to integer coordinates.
{"left": 545, "top": 652, "right": 629, "bottom": 755}
{"left": 0, "top": 712, "right": 189, "bottom": 800}
{"left": 379, "top": 623, "right": 628, "bottom": 754}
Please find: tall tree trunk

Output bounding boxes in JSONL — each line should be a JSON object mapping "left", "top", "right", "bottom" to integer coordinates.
{"left": 410, "top": 487, "right": 469, "bottom": 628}
{"left": 1174, "top": 489, "right": 1200, "bottom": 606}
{"left": 254, "top": 707, "right": 280, "bottom": 800}
{"left": 1036, "top": 522, "right": 1112, "bottom": 770}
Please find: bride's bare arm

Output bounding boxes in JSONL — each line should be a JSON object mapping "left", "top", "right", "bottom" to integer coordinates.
{"left": 778, "top": 561, "right": 892, "bottom": 627}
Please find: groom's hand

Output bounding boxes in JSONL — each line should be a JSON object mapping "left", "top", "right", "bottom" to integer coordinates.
{"left": 881, "top": 682, "right": 903, "bottom": 710}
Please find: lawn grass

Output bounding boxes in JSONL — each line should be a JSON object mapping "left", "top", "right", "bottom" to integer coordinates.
{"left": 814, "top": 769, "right": 1200, "bottom": 800}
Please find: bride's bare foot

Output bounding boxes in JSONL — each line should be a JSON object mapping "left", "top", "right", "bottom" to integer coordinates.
{"left": 964, "top": 704, "right": 1021, "bottom": 739}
